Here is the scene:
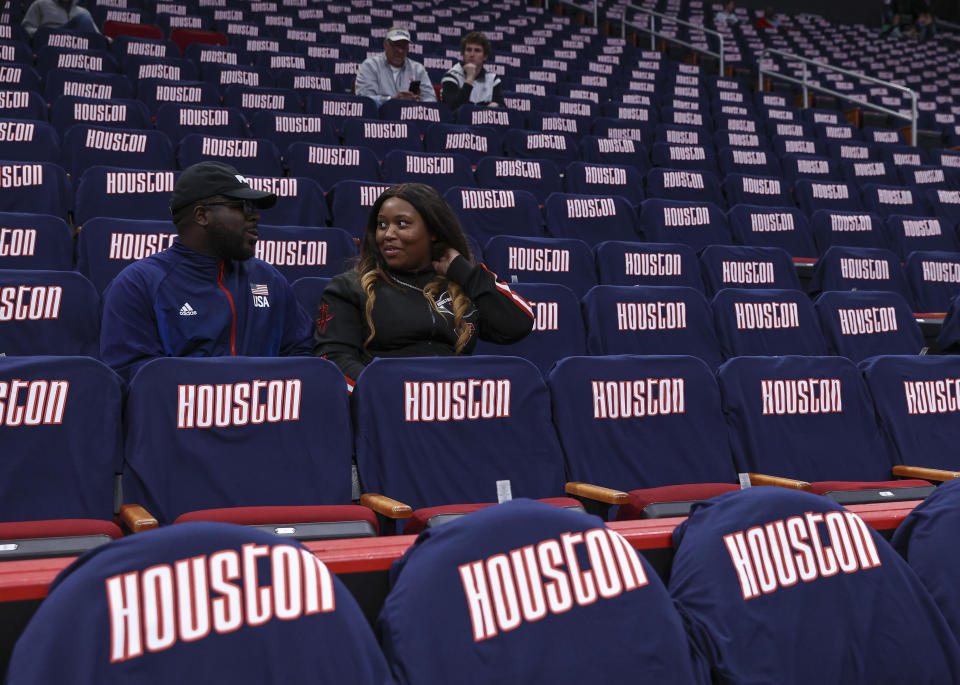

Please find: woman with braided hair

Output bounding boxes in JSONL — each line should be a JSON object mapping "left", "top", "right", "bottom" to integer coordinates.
{"left": 313, "top": 183, "right": 534, "bottom": 386}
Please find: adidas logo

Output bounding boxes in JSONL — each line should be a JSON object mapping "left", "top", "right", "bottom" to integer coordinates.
{"left": 179, "top": 302, "right": 197, "bottom": 316}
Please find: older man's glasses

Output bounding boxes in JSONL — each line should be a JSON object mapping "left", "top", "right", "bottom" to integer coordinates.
{"left": 201, "top": 200, "right": 258, "bottom": 217}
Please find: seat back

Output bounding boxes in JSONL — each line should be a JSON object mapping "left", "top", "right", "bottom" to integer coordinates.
{"left": 810, "top": 209, "right": 888, "bottom": 253}
{"left": 582, "top": 284, "right": 722, "bottom": 366}
{"left": 424, "top": 122, "right": 502, "bottom": 165}
{"left": 0, "top": 270, "right": 99, "bottom": 356}
{"left": 327, "top": 179, "right": 390, "bottom": 239}
{"left": 504, "top": 129, "right": 578, "bottom": 165}
{"left": 815, "top": 290, "right": 923, "bottom": 362}
{"left": 0, "top": 356, "right": 121, "bottom": 522}
{"left": 381, "top": 151, "right": 474, "bottom": 194}
{"left": 124, "top": 357, "right": 354, "bottom": 525}
{"left": 443, "top": 186, "right": 542, "bottom": 245}
{"left": 474, "top": 283, "right": 585, "bottom": 375}
{"left": 563, "top": 161, "right": 644, "bottom": 206}
{"left": 254, "top": 225, "right": 356, "bottom": 282}
{"left": 154, "top": 103, "right": 248, "bottom": 144}
{"left": 645, "top": 167, "right": 725, "bottom": 207}
{"left": 474, "top": 155, "right": 562, "bottom": 203}
{"left": 50, "top": 96, "right": 150, "bottom": 137}
{"left": 0, "top": 160, "right": 72, "bottom": 218}
{"left": 861, "top": 355, "right": 960, "bottom": 470}
{"left": 378, "top": 500, "right": 705, "bottom": 685}
{"left": 595, "top": 240, "right": 702, "bottom": 289}
{"left": 6, "top": 522, "right": 392, "bottom": 684}
{"left": 285, "top": 143, "right": 380, "bottom": 191}
{"left": 794, "top": 179, "right": 860, "bottom": 215}
{"left": 904, "top": 250, "right": 960, "bottom": 313}
{"left": 544, "top": 192, "right": 639, "bottom": 246}
{"left": 699, "top": 245, "right": 800, "bottom": 295}
{"left": 75, "top": 166, "right": 177, "bottom": 226}
{"left": 482, "top": 235, "right": 596, "bottom": 297}
{"left": 638, "top": 199, "right": 731, "bottom": 251}
{"left": 549, "top": 354, "right": 735, "bottom": 490}
{"left": 809, "top": 245, "right": 914, "bottom": 307}
{"left": 726, "top": 204, "right": 816, "bottom": 258}
{"left": 177, "top": 134, "right": 281, "bottom": 176}
{"left": 717, "top": 355, "right": 897, "bottom": 481}
{"left": 0, "top": 118, "right": 58, "bottom": 163}
{"left": 246, "top": 175, "right": 327, "bottom": 228}
{"left": 860, "top": 183, "right": 931, "bottom": 219}
{"left": 670, "top": 487, "right": 960, "bottom": 685}
{"left": 722, "top": 173, "right": 793, "bottom": 208}
{"left": 62, "top": 125, "right": 174, "bottom": 176}
{"left": 353, "top": 356, "right": 567, "bottom": 512}
{"left": 885, "top": 215, "right": 960, "bottom": 260}
{"left": 0, "top": 212, "right": 72, "bottom": 270}
{"left": 711, "top": 288, "right": 828, "bottom": 359}
{"left": 341, "top": 118, "right": 423, "bottom": 161}
{"left": 77, "top": 217, "right": 175, "bottom": 293}
{"left": 290, "top": 276, "right": 331, "bottom": 318}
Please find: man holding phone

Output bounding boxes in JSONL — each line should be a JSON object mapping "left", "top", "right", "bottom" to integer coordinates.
{"left": 355, "top": 26, "right": 436, "bottom": 105}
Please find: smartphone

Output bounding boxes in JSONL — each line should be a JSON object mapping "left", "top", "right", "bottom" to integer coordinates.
{"left": 409, "top": 80, "right": 421, "bottom": 95}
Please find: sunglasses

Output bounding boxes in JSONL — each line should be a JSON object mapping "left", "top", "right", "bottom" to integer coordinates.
{"left": 201, "top": 199, "right": 258, "bottom": 217}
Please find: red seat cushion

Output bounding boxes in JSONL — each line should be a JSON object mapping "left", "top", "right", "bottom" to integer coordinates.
{"left": 405, "top": 497, "right": 581, "bottom": 536}
{"left": 809, "top": 479, "right": 931, "bottom": 495}
{"left": 0, "top": 519, "right": 123, "bottom": 541}
{"left": 617, "top": 483, "right": 741, "bottom": 520}
{"left": 174, "top": 505, "right": 378, "bottom": 534}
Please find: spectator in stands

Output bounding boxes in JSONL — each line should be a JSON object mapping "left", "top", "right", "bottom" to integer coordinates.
{"left": 914, "top": 11, "right": 936, "bottom": 40}
{"left": 100, "top": 162, "right": 313, "bottom": 380}
{"left": 313, "top": 184, "right": 533, "bottom": 383}
{"left": 21, "top": 0, "right": 99, "bottom": 37}
{"left": 756, "top": 6, "right": 780, "bottom": 28}
{"left": 715, "top": 0, "right": 739, "bottom": 25}
{"left": 355, "top": 26, "right": 436, "bottom": 105}
{"left": 881, "top": 13, "right": 903, "bottom": 35}
{"left": 440, "top": 31, "right": 505, "bottom": 112}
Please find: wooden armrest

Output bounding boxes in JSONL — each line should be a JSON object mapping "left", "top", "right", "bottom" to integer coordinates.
{"left": 119, "top": 504, "right": 159, "bottom": 533}
{"left": 748, "top": 473, "right": 811, "bottom": 490}
{"left": 893, "top": 465, "right": 960, "bottom": 482}
{"left": 360, "top": 493, "right": 413, "bottom": 519}
{"left": 565, "top": 481, "right": 629, "bottom": 505}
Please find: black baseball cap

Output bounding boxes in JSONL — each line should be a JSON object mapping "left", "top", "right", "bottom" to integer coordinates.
{"left": 170, "top": 161, "right": 277, "bottom": 215}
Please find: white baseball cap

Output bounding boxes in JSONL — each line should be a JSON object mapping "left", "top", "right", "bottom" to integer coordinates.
{"left": 385, "top": 27, "right": 411, "bottom": 42}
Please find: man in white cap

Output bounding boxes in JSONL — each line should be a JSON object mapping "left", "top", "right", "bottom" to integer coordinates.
{"left": 355, "top": 26, "right": 436, "bottom": 105}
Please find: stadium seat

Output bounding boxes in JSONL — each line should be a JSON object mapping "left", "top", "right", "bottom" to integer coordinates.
{"left": 726, "top": 204, "right": 816, "bottom": 258}
{"left": 543, "top": 192, "right": 639, "bottom": 246}
{"left": 377, "top": 499, "right": 707, "bottom": 683}
{"left": 699, "top": 245, "right": 801, "bottom": 295}
{"left": 934, "top": 294, "right": 960, "bottom": 353}
{"left": 177, "top": 134, "right": 282, "bottom": 176}
{"left": 0, "top": 211, "right": 72, "bottom": 270}
{"left": 504, "top": 129, "right": 579, "bottom": 165}
{"left": 0, "top": 89, "right": 47, "bottom": 121}
{"left": 0, "top": 160, "right": 72, "bottom": 218}
{"left": 222, "top": 84, "right": 303, "bottom": 115}
{"left": 482, "top": 235, "right": 596, "bottom": 297}
{"left": 303, "top": 92, "right": 378, "bottom": 135}
{"left": 123, "top": 356, "right": 377, "bottom": 535}
{"left": 326, "top": 179, "right": 390, "bottom": 239}
{"left": 638, "top": 199, "right": 732, "bottom": 251}
{"left": 0, "top": 118, "right": 58, "bottom": 163}
{"left": 474, "top": 282, "right": 585, "bottom": 374}
{"left": 809, "top": 245, "right": 915, "bottom": 307}
{"left": 860, "top": 183, "right": 931, "bottom": 219}
{"left": 248, "top": 112, "right": 337, "bottom": 152}
{"left": 645, "top": 167, "right": 725, "bottom": 207}
{"left": 794, "top": 179, "right": 861, "bottom": 215}
{"left": 455, "top": 104, "right": 523, "bottom": 130}
{"left": 651, "top": 142, "right": 719, "bottom": 175}
{"left": 154, "top": 103, "right": 248, "bottom": 144}
{"left": 814, "top": 290, "right": 924, "bottom": 361}
{"left": 381, "top": 151, "right": 474, "bottom": 194}
{"left": 669, "top": 487, "right": 960, "bottom": 684}
{"left": 548, "top": 354, "right": 739, "bottom": 519}
{"left": 839, "top": 158, "right": 899, "bottom": 186}
{"left": 74, "top": 166, "right": 177, "bottom": 226}
{"left": 135, "top": 78, "right": 220, "bottom": 113}
{"left": 926, "top": 187, "right": 960, "bottom": 226}
{"left": 886, "top": 215, "right": 960, "bottom": 260}
{"left": 443, "top": 186, "right": 542, "bottom": 246}
{"left": 0, "top": 356, "right": 123, "bottom": 558}
{"left": 122, "top": 55, "right": 198, "bottom": 84}
{"left": 50, "top": 96, "right": 150, "bottom": 136}
{"left": 378, "top": 99, "right": 452, "bottom": 136}
{"left": 286, "top": 143, "right": 380, "bottom": 193}
{"left": 77, "top": 217, "right": 175, "bottom": 293}
{"left": 43, "top": 69, "right": 132, "bottom": 104}
{"left": 722, "top": 173, "right": 793, "bottom": 208}
{"left": 0, "top": 270, "right": 99, "bottom": 356}
{"left": 6, "top": 522, "right": 392, "bottom": 683}
{"left": 904, "top": 250, "right": 960, "bottom": 313}
{"left": 474, "top": 155, "right": 562, "bottom": 203}
{"left": 246, "top": 175, "right": 327, "bottom": 228}
{"left": 718, "top": 146, "right": 781, "bottom": 177}
{"left": 352, "top": 356, "right": 581, "bottom": 534}
{"left": 424, "top": 122, "right": 502, "bottom": 164}
{"left": 711, "top": 287, "right": 829, "bottom": 359}
{"left": 579, "top": 135, "right": 650, "bottom": 172}
{"left": 254, "top": 225, "right": 356, "bottom": 282}
{"left": 595, "top": 240, "right": 703, "bottom": 289}
{"left": 810, "top": 209, "right": 887, "bottom": 253}
{"left": 61, "top": 125, "right": 174, "bottom": 177}
{"left": 342, "top": 118, "right": 423, "bottom": 160}
{"left": 291, "top": 276, "right": 330, "bottom": 318}
{"left": 582, "top": 284, "right": 723, "bottom": 366}
{"left": 717, "top": 354, "right": 934, "bottom": 502}
{"left": 563, "top": 161, "right": 644, "bottom": 206}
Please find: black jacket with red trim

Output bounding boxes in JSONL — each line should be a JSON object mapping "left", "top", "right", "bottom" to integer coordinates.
{"left": 312, "top": 256, "right": 534, "bottom": 385}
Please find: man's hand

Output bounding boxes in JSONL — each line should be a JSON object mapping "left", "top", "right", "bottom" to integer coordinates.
{"left": 463, "top": 63, "right": 479, "bottom": 83}
{"left": 394, "top": 90, "right": 421, "bottom": 101}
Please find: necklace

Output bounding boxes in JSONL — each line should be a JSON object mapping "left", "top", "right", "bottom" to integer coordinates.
{"left": 386, "top": 271, "right": 427, "bottom": 293}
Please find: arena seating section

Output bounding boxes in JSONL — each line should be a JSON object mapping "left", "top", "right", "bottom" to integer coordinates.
{"left": 2, "top": 0, "right": 960, "bottom": 676}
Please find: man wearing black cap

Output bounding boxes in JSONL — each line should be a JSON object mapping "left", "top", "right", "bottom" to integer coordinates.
{"left": 355, "top": 25, "right": 436, "bottom": 105}
{"left": 100, "top": 161, "right": 313, "bottom": 380}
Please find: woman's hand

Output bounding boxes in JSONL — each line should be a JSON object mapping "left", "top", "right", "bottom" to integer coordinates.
{"left": 432, "top": 246, "right": 461, "bottom": 276}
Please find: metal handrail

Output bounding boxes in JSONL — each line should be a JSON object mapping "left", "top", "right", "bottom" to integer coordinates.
{"left": 548, "top": 0, "right": 598, "bottom": 27}
{"left": 757, "top": 47, "right": 918, "bottom": 146}
{"left": 620, "top": 5, "right": 725, "bottom": 74}
{"left": 934, "top": 18, "right": 960, "bottom": 32}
